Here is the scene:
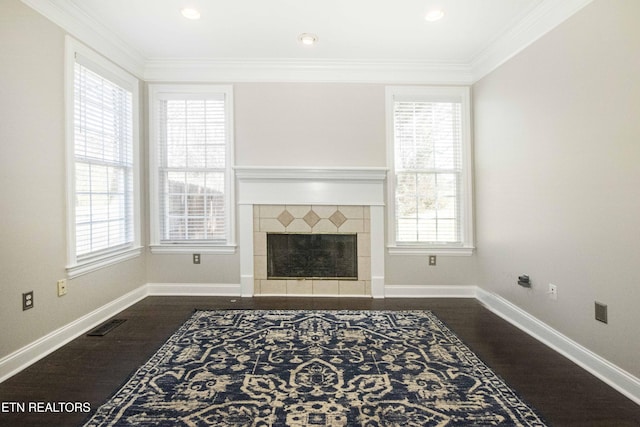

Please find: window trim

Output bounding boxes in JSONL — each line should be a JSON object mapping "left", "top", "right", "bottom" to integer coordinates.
{"left": 385, "top": 86, "right": 474, "bottom": 256}
{"left": 148, "top": 84, "right": 236, "bottom": 254}
{"left": 64, "top": 36, "right": 142, "bottom": 278}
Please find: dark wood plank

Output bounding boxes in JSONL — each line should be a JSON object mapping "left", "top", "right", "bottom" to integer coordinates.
{"left": 0, "top": 297, "right": 638, "bottom": 426}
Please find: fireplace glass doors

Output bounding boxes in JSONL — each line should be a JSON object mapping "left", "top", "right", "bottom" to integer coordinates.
{"left": 267, "top": 233, "right": 358, "bottom": 280}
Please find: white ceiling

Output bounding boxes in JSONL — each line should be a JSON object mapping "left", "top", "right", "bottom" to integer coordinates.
{"left": 23, "top": 0, "right": 593, "bottom": 83}
{"left": 68, "top": 0, "right": 542, "bottom": 61}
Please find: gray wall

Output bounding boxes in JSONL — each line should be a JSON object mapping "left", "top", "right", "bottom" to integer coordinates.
{"left": 5, "top": 0, "right": 638, "bottom": 383}
{"left": 0, "top": 0, "right": 146, "bottom": 360}
{"left": 147, "top": 82, "right": 477, "bottom": 287}
{"left": 473, "top": 0, "right": 640, "bottom": 377}
{"left": 1, "top": 1, "right": 474, "bottom": 364}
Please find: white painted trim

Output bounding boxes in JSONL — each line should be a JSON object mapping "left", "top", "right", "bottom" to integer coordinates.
{"left": 236, "top": 167, "right": 387, "bottom": 297}
{"left": 235, "top": 166, "right": 387, "bottom": 207}
{"left": 234, "top": 166, "right": 388, "bottom": 182}
{"left": 238, "top": 205, "right": 255, "bottom": 297}
{"left": 148, "top": 84, "right": 236, "bottom": 249}
{"left": 385, "top": 86, "right": 474, "bottom": 252}
{"left": 476, "top": 288, "right": 640, "bottom": 405}
{"left": 0, "top": 283, "right": 240, "bottom": 382}
{"left": 0, "top": 285, "right": 148, "bottom": 383}
{"left": 370, "top": 206, "right": 386, "bottom": 299}
{"left": 146, "top": 283, "right": 241, "bottom": 296}
{"left": 23, "top": 0, "right": 592, "bottom": 85}
{"left": 66, "top": 246, "right": 143, "bottom": 279}
{"left": 64, "top": 36, "right": 143, "bottom": 279}
{"left": 149, "top": 245, "right": 237, "bottom": 255}
{"left": 144, "top": 58, "right": 474, "bottom": 85}
{"left": 471, "top": 0, "right": 594, "bottom": 82}
{"left": 21, "top": 0, "right": 145, "bottom": 78}
{"left": 387, "top": 246, "right": 475, "bottom": 256}
{"left": 2, "top": 282, "right": 639, "bottom": 406}
{"left": 384, "top": 285, "right": 477, "bottom": 298}
{"left": 371, "top": 278, "right": 385, "bottom": 299}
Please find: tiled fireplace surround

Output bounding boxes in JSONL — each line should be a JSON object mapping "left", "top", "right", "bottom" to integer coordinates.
{"left": 253, "top": 204, "right": 371, "bottom": 296}
{"left": 236, "top": 167, "right": 386, "bottom": 298}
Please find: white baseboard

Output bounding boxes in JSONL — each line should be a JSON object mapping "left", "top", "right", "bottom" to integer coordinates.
{"left": 0, "top": 285, "right": 148, "bottom": 383}
{"left": 476, "top": 288, "right": 640, "bottom": 405}
{"left": 0, "top": 283, "right": 239, "bottom": 382}
{"left": 147, "top": 283, "right": 241, "bottom": 296}
{"left": 3, "top": 282, "right": 639, "bottom": 407}
{"left": 384, "top": 285, "right": 477, "bottom": 298}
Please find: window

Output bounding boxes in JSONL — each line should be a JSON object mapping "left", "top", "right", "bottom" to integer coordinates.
{"left": 149, "top": 85, "right": 235, "bottom": 253}
{"left": 386, "top": 86, "right": 473, "bottom": 255}
{"left": 65, "top": 37, "right": 141, "bottom": 277}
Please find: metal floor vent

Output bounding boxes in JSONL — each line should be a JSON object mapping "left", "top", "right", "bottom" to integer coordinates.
{"left": 88, "top": 319, "right": 127, "bottom": 336}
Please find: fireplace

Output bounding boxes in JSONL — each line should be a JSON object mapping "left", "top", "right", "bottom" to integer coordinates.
{"left": 251, "top": 204, "right": 371, "bottom": 295}
{"left": 236, "top": 167, "right": 386, "bottom": 298}
{"left": 267, "top": 233, "right": 358, "bottom": 280}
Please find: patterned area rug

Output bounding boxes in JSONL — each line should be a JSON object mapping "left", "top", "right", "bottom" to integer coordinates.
{"left": 84, "top": 310, "right": 547, "bottom": 426}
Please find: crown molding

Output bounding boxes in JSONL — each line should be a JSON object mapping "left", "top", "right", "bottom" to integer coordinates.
{"left": 20, "top": 0, "right": 146, "bottom": 78}
{"left": 470, "top": 0, "right": 594, "bottom": 82}
{"left": 144, "top": 58, "right": 474, "bottom": 85}
{"left": 23, "top": 0, "right": 593, "bottom": 85}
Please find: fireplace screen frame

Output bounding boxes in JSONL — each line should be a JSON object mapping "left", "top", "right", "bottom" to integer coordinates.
{"left": 266, "top": 233, "right": 358, "bottom": 280}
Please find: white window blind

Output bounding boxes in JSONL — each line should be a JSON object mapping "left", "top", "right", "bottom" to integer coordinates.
{"left": 73, "top": 59, "right": 134, "bottom": 257}
{"left": 386, "top": 86, "right": 474, "bottom": 256}
{"left": 392, "top": 96, "right": 466, "bottom": 246}
{"left": 154, "top": 93, "right": 230, "bottom": 244}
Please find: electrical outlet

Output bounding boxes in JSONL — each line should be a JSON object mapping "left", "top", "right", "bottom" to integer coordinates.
{"left": 22, "top": 291, "right": 34, "bottom": 311}
{"left": 57, "top": 279, "right": 67, "bottom": 297}
{"left": 548, "top": 283, "right": 557, "bottom": 300}
{"left": 595, "top": 302, "right": 608, "bottom": 324}
{"left": 428, "top": 255, "right": 437, "bottom": 266}
{"left": 193, "top": 253, "right": 201, "bottom": 264}
{"left": 517, "top": 275, "right": 531, "bottom": 287}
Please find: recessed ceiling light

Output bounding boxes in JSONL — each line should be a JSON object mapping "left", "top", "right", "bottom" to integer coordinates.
{"left": 297, "top": 33, "right": 319, "bottom": 46}
{"left": 181, "top": 8, "right": 201, "bottom": 20}
{"left": 425, "top": 9, "right": 445, "bottom": 22}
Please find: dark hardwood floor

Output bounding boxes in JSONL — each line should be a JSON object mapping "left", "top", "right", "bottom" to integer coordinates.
{"left": 0, "top": 297, "right": 638, "bottom": 426}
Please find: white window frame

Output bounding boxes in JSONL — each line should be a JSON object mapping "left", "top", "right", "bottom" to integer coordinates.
{"left": 64, "top": 36, "right": 142, "bottom": 278}
{"left": 148, "top": 84, "right": 236, "bottom": 254}
{"left": 386, "top": 86, "right": 474, "bottom": 256}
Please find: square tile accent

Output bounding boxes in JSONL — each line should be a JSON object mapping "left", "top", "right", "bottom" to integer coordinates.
{"left": 286, "top": 205, "right": 311, "bottom": 218}
{"left": 286, "top": 219, "right": 312, "bottom": 233}
{"left": 287, "top": 280, "right": 313, "bottom": 295}
{"left": 313, "top": 219, "right": 338, "bottom": 233}
{"left": 329, "top": 210, "right": 347, "bottom": 228}
{"left": 260, "top": 205, "right": 286, "bottom": 218}
{"left": 260, "top": 219, "right": 285, "bottom": 232}
{"left": 254, "top": 204, "right": 371, "bottom": 297}
{"left": 312, "top": 205, "right": 338, "bottom": 218}
{"left": 338, "top": 206, "right": 364, "bottom": 219}
{"left": 339, "top": 280, "right": 365, "bottom": 295}
{"left": 303, "top": 209, "right": 321, "bottom": 227}
{"left": 277, "top": 209, "right": 295, "bottom": 227}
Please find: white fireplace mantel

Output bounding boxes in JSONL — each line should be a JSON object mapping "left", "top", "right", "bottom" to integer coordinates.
{"left": 235, "top": 166, "right": 387, "bottom": 298}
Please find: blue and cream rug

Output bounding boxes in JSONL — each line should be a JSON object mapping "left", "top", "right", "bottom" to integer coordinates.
{"left": 84, "top": 310, "right": 547, "bottom": 426}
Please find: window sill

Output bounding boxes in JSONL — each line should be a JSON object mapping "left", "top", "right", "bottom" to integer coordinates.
{"left": 387, "top": 245, "right": 475, "bottom": 256}
{"left": 149, "top": 244, "right": 237, "bottom": 255}
{"left": 67, "top": 246, "right": 143, "bottom": 279}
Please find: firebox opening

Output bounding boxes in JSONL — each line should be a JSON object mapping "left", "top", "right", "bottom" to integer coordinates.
{"left": 267, "top": 233, "right": 358, "bottom": 280}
